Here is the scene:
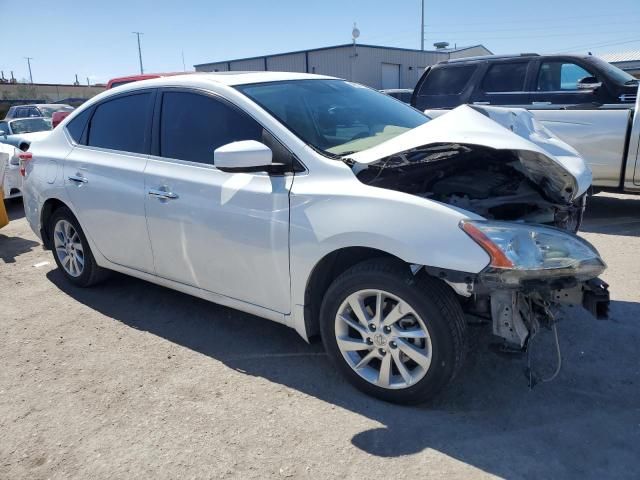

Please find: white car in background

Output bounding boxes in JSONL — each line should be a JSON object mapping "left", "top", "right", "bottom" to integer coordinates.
{"left": 21, "top": 72, "right": 609, "bottom": 404}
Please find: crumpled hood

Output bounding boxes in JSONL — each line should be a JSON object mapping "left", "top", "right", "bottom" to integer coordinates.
{"left": 348, "top": 105, "right": 591, "bottom": 202}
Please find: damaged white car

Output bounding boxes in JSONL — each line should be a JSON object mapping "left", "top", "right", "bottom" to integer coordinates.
{"left": 22, "top": 73, "right": 609, "bottom": 404}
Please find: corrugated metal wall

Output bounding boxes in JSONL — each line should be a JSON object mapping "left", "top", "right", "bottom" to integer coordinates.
{"left": 195, "top": 46, "right": 483, "bottom": 89}
{"left": 267, "top": 53, "right": 306, "bottom": 72}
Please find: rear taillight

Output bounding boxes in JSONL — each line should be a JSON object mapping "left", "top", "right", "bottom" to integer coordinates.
{"left": 19, "top": 152, "right": 32, "bottom": 176}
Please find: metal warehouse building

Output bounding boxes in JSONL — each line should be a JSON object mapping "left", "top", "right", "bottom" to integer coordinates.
{"left": 194, "top": 43, "right": 492, "bottom": 90}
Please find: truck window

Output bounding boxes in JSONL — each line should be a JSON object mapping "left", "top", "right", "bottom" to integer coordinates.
{"left": 536, "top": 62, "right": 594, "bottom": 91}
{"left": 420, "top": 65, "right": 477, "bottom": 95}
{"left": 481, "top": 62, "right": 528, "bottom": 92}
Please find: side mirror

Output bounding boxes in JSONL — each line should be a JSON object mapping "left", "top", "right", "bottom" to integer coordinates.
{"left": 214, "top": 140, "right": 272, "bottom": 171}
{"left": 0, "top": 130, "right": 6, "bottom": 137}
{"left": 577, "top": 76, "right": 602, "bottom": 90}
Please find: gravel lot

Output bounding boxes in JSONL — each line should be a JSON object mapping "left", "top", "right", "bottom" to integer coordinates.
{"left": 1, "top": 193, "right": 639, "bottom": 479}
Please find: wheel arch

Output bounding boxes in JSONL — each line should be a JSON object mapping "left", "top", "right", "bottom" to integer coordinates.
{"left": 302, "top": 246, "right": 407, "bottom": 341}
{"left": 40, "top": 197, "right": 71, "bottom": 249}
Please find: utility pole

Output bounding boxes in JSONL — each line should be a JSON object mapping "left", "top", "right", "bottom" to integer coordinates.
{"left": 132, "top": 32, "right": 144, "bottom": 74}
{"left": 181, "top": 49, "right": 186, "bottom": 72}
{"left": 25, "top": 57, "right": 34, "bottom": 83}
{"left": 420, "top": 0, "right": 425, "bottom": 50}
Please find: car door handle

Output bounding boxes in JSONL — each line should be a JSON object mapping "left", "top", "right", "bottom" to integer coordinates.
{"left": 472, "top": 101, "right": 490, "bottom": 105}
{"left": 148, "top": 188, "right": 179, "bottom": 200}
{"left": 531, "top": 101, "right": 552, "bottom": 105}
{"left": 68, "top": 175, "right": 88, "bottom": 184}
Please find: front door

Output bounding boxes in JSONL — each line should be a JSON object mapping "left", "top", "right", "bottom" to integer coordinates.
{"left": 64, "top": 91, "right": 156, "bottom": 273}
{"left": 529, "top": 60, "right": 599, "bottom": 107}
{"left": 144, "top": 90, "right": 292, "bottom": 313}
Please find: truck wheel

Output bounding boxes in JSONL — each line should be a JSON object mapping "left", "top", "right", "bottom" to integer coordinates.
{"left": 49, "top": 207, "right": 107, "bottom": 287}
{"left": 320, "top": 258, "right": 467, "bottom": 404}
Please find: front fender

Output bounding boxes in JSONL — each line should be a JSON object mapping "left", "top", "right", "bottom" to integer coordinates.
{"left": 288, "top": 175, "right": 491, "bottom": 311}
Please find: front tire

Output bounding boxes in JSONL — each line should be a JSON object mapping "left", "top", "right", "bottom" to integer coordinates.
{"left": 49, "top": 207, "right": 107, "bottom": 287}
{"left": 320, "top": 258, "right": 467, "bottom": 404}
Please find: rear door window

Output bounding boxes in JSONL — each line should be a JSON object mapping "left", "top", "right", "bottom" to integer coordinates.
{"left": 159, "top": 91, "right": 263, "bottom": 165}
{"left": 420, "top": 65, "right": 477, "bottom": 95}
{"left": 87, "top": 93, "right": 152, "bottom": 154}
{"left": 481, "top": 62, "right": 528, "bottom": 92}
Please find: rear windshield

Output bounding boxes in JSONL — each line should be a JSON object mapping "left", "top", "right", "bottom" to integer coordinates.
{"left": 39, "top": 106, "right": 73, "bottom": 117}
{"left": 419, "top": 65, "right": 477, "bottom": 95}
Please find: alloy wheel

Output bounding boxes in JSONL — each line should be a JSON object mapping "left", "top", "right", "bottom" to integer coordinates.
{"left": 53, "top": 219, "right": 85, "bottom": 277}
{"left": 334, "top": 289, "right": 433, "bottom": 389}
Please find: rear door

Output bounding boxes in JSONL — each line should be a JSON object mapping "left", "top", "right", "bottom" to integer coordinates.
{"left": 529, "top": 58, "right": 599, "bottom": 107}
{"left": 64, "top": 91, "right": 156, "bottom": 273}
{"left": 144, "top": 89, "right": 292, "bottom": 313}
{"left": 470, "top": 60, "right": 531, "bottom": 106}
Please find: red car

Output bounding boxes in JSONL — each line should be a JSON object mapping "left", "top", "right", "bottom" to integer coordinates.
{"left": 106, "top": 72, "right": 190, "bottom": 89}
{"left": 52, "top": 110, "right": 73, "bottom": 128}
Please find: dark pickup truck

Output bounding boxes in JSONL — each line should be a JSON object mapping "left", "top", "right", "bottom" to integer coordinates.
{"left": 412, "top": 53, "right": 638, "bottom": 109}
{"left": 411, "top": 53, "right": 640, "bottom": 194}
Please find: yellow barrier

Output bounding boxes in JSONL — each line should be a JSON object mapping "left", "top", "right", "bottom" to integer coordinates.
{"left": 0, "top": 189, "right": 9, "bottom": 229}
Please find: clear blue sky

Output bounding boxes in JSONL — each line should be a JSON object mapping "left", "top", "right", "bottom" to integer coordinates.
{"left": 3, "top": 0, "right": 639, "bottom": 84}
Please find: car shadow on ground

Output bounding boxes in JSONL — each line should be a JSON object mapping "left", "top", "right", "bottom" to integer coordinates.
{"left": 46, "top": 268, "right": 640, "bottom": 478}
{"left": 581, "top": 193, "right": 640, "bottom": 237}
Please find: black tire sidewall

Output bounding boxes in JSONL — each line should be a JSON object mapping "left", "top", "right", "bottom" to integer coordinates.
{"left": 320, "top": 262, "right": 460, "bottom": 404}
{"left": 49, "top": 207, "right": 99, "bottom": 287}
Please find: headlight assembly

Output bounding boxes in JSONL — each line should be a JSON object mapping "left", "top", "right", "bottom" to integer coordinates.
{"left": 460, "top": 220, "right": 606, "bottom": 287}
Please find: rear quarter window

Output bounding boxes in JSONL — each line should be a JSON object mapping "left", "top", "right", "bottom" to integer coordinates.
{"left": 65, "top": 108, "right": 92, "bottom": 144}
{"left": 419, "top": 65, "right": 477, "bottom": 95}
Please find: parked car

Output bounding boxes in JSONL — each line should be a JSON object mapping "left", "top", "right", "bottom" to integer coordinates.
{"left": 22, "top": 73, "right": 609, "bottom": 404}
{"left": 106, "top": 72, "right": 190, "bottom": 89}
{"left": 5, "top": 104, "right": 74, "bottom": 121}
{"left": 52, "top": 108, "right": 74, "bottom": 128}
{"left": 0, "top": 143, "right": 22, "bottom": 199}
{"left": 0, "top": 118, "right": 52, "bottom": 150}
{"left": 381, "top": 88, "right": 413, "bottom": 103}
{"left": 412, "top": 53, "right": 638, "bottom": 109}
{"left": 411, "top": 55, "right": 640, "bottom": 194}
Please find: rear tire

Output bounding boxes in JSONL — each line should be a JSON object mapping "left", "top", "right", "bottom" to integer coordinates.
{"left": 49, "top": 207, "right": 107, "bottom": 287}
{"left": 320, "top": 258, "right": 467, "bottom": 404}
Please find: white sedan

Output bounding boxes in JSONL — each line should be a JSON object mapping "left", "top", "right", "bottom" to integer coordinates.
{"left": 21, "top": 72, "right": 608, "bottom": 404}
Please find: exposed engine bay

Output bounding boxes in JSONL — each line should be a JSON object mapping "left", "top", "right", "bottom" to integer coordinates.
{"left": 353, "top": 143, "right": 585, "bottom": 232}
{"left": 352, "top": 142, "right": 608, "bottom": 383}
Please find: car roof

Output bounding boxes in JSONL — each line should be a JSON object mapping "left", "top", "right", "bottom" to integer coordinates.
{"left": 109, "top": 71, "right": 337, "bottom": 90}
{"left": 439, "top": 53, "right": 596, "bottom": 65}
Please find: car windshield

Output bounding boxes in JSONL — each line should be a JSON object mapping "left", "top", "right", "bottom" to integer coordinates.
{"left": 237, "top": 79, "right": 429, "bottom": 156}
{"left": 588, "top": 57, "right": 638, "bottom": 85}
{"left": 10, "top": 118, "right": 52, "bottom": 134}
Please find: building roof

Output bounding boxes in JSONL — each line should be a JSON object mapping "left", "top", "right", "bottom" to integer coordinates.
{"left": 194, "top": 43, "right": 491, "bottom": 67}
{"left": 599, "top": 50, "right": 640, "bottom": 63}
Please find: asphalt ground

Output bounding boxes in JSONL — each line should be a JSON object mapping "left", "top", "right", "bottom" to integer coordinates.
{"left": 1, "top": 192, "right": 639, "bottom": 479}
